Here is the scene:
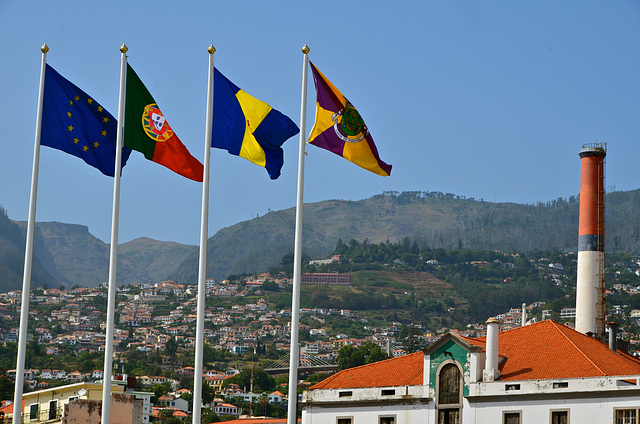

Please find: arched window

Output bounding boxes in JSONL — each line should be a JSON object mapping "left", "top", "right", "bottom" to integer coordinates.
{"left": 438, "top": 363, "right": 461, "bottom": 404}
{"left": 437, "top": 362, "right": 462, "bottom": 424}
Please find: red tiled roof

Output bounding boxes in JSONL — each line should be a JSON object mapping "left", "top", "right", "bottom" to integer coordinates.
{"left": 0, "top": 400, "right": 23, "bottom": 415}
{"left": 309, "top": 320, "right": 640, "bottom": 391}
{"left": 465, "top": 319, "right": 640, "bottom": 381}
{"left": 310, "top": 351, "right": 424, "bottom": 389}
{"left": 152, "top": 407, "right": 188, "bottom": 418}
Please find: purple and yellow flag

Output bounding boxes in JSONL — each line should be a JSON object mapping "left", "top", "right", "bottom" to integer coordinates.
{"left": 308, "top": 62, "right": 391, "bottom": 176}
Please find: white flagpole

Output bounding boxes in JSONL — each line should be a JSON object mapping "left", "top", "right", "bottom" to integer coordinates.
{"left": 287, "top": 44, "right": 310, "bottom": 424}
{"left": 192, "top": 44, "right": 215, "bottom": 424}
{"left": 13, "top": 42, "right": 49, "bottom": 424}
{"left": 101, "top": 43, "right": 128, "bottom": 424}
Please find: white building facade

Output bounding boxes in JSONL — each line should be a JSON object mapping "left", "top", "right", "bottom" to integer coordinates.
{"left": 302, "top": 320, "right": 640, "bottom": 424}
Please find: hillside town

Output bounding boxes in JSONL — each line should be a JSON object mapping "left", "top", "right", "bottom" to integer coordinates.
{"left": 0, "top": 251, "right": 640, "bottom": 423}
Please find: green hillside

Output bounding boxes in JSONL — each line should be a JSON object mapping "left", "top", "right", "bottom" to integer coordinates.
{"left": 173, "top": 190, "right": 640, "bottom": 281}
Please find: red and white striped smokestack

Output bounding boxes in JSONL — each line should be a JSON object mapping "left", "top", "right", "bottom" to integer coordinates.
{"left": 575, "top": 142, "right": 606, "bottom": 340}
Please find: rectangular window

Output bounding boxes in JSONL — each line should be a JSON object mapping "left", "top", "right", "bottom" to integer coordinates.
{"left": 338, "top": 391, "right": 352, "bottom": 397}
{"left": 29, "top": 403, "right": 38, "bottom": 420}
{"left": 616, "top": 409, "right": 638, "bottom": 424}
{"left": 438, "top": 409, "right": 460, "bottom": 424}
{"left": 380, "top": 417, "right": 395, "bottom": 424}
{"left": 337, "top": 418, "right": 353, "bottom": 424}
{"left": 49, "top": 399, "right": 58, "bottom": 420}
{"left": 381, "top": 389, "right": 395, "bottom": 396}
{"left": 551, "top": 410, "right": 568, "bottom": 424}
{"left": 505, "top": 384, "right": 521, "bottom": 391}
{"left": 553, "top": 382, "right": 568, "bottom": 389}
{"left": 504, "top": 411, "right": 521, "bottom": 424}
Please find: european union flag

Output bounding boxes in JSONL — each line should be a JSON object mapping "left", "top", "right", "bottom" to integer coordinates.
{"left": 211, "top": 68, "right": 299, "bottom": 179}
{"left": 41, "top": 64, "right": 131, "bottom": 177}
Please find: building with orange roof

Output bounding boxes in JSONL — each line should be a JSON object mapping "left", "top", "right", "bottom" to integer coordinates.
{"left": 151, "top": 406, "right": 188, "bottom": 419}
{"left": 212, "top": 402, "right": 239, "bottom": 416}
{"left": 6, "top": 380, "right": 153, "bottom": 424}
{"left": 0, "top": 399, "right": 24, "bottom": 418}
{"left": 302, "top": 320, "right": 640, "bottom": 424}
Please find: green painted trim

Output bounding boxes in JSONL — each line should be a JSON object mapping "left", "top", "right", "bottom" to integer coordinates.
{"left": 429, "top": 339, "right": 470, "bottom": 397}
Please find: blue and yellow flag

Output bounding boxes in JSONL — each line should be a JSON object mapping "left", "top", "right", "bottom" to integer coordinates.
{"left": 211, "top": 68, "right": 299, "bottom": 179}
{"left": 41, "top": 64, "right": 131, "bottom": 177}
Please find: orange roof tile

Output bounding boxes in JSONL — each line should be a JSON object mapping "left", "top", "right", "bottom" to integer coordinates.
{"left": 310, "top": 351, "right": 424, "bottom": 390}
{"left": 0, "top": 399, "right": 23, "bottom": 415}
{"left": 466, "top": 320, "right": 640, "bottom": 381}
{"left": 310, "top": 320, "right": 640, "bottom": 391}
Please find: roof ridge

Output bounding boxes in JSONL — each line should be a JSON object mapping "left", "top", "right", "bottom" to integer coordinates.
{"left": 500, "top": 318, "right": 550, "bottom": 333}
{"left": 549, "top": 321, "right": 606, "bottom": 376}
{"left": 471, "top": 319, "right": 551, "bottom": 341}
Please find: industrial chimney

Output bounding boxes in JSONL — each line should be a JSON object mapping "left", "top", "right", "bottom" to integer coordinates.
{"left": 575, "top": 143, "right": 606, "bottom": 340}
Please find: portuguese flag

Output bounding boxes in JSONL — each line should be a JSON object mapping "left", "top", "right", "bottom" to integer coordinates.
{"left": 124, "top": 64, "right": 204, "bottom": 182}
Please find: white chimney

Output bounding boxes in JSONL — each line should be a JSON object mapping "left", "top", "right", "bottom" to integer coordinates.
{"left": 483, "top": 317, "right": 500, "bottom": 382}
{"left": 522, "top": 303, "right": 527, "bottom": 326}
{"left": 608, "top": 322, "right": 619, "bottom": 352}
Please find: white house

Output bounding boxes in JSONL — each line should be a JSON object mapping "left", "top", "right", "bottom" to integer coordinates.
{"left": 268, "top": 390, "right": 286, "bottom": 405}
{"left": 158, "top": 395, "right": 189, "bottom": 412}
{"left": 213, "top": 402, "right": 239, "bottom": 416}
{"left": 40, "top": 370, "right": 66, "bottom": 380}
{"left": 302, "top": 319, "right": 640, "bottom": 424}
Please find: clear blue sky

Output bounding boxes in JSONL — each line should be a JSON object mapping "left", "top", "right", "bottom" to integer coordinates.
{"left": 2, "top": 1, "right": 640, "bottom": 246}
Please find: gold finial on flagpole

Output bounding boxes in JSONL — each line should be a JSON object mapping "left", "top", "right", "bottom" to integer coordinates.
{"left": 208, "top": 44, "right": 216, "bottom": 54}
{"left": 302, "top": 44, "right": 310, "bottom": 54}
{"left": 41, "top": 43, "right": 49, "bottom": 54}
{"left": 120, "top": 43, "right": 128, "bottom": 53}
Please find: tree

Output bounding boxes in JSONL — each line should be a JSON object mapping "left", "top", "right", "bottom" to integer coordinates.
{"left": 399, "top": 325, "right": 426, "bottom": 353}
{"left": 157, "top": 408, "right": 175, "bottom": 424}
{"left": 226, "top": 366, "right": 276, "bottom": 392}
{"left": 165, "top": 337, "right": 178, "bottom": 364}
{"left": 305, "top": 373, "right": 330, "bottom": 385}
{"left": 201, "top": 381, "right": 215, "bottom": 404}
{"left": 0, "top": 371, "right": 15, "bottom": 402}
{"left": 201, "top": 408, "right": 219, "bottom": 423}
{"left": 153, "top": 383, "right": 169, "bottom": 399}
{"left": 179, "top": 375, "right": 193, "bottom": 390}
{"left": 337, "top": 341, "right": 389, "bottom": 370}
{"left": 257, "top": 393, "right": 269, "bottom": 416}
{"left": 25, "top": 340, "right": 42, "bottom": 368}
{"left": 262, "top": 280, "right": 279, "bottom": 292}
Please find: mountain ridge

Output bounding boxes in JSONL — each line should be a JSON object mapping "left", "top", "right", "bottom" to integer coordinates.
{"left": 3, "top": 189, "right": 640, "bottom": 288}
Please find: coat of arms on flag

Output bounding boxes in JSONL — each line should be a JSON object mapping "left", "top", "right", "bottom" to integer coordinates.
{"left": 142, "top": 104, "right": 174, "bottom": 142}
